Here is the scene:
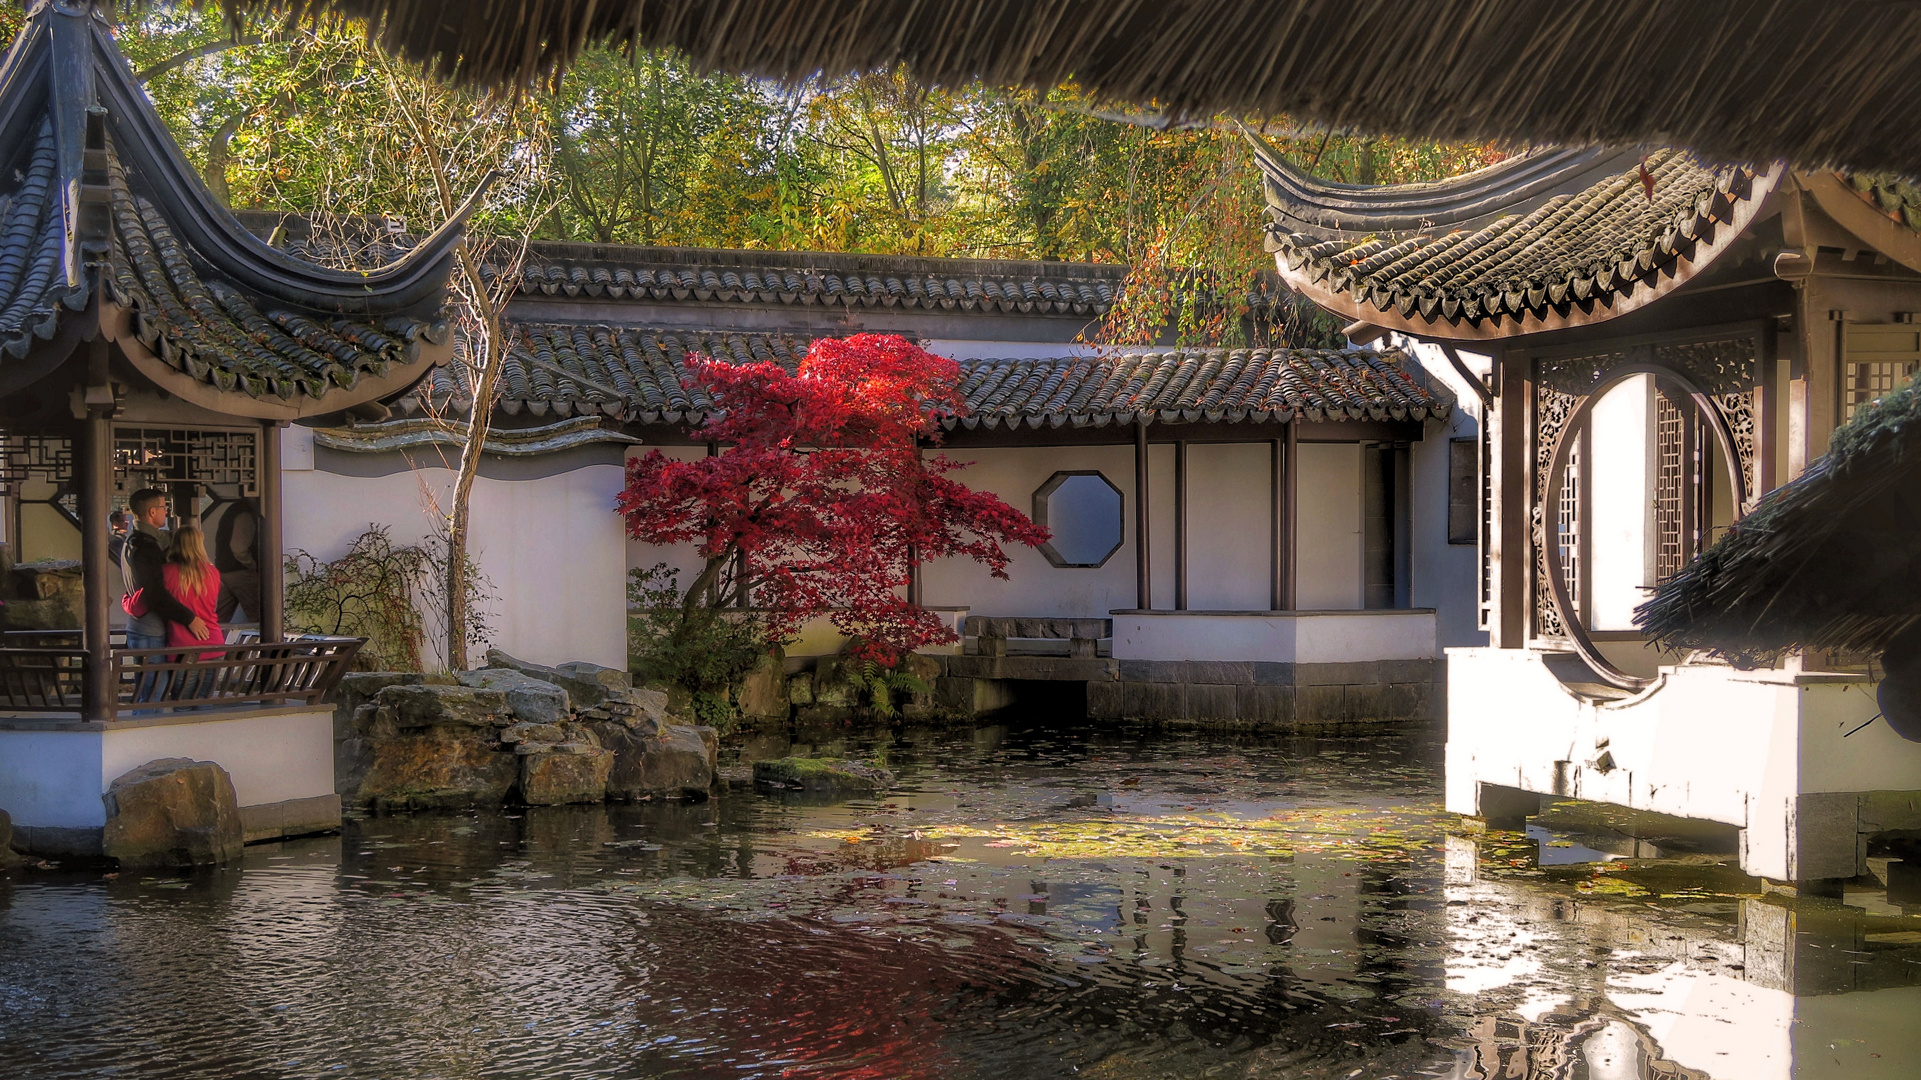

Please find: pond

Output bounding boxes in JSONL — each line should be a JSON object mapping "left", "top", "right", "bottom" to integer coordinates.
{"left": 1, "top": 720, "right": 1917, "bottom": 1079}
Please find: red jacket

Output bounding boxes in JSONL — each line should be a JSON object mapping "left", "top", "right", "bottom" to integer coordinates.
{"left": 162, "top": 563, "right": 224, "bottom": 659}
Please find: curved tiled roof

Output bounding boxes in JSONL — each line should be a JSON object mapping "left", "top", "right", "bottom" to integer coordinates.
{"left": 101, "top": 160, "right": 443, "bottom": 399}
{"left": 486, "top": 247, "right": 1123, "bottom": 316}
{"left": 1844, "top": 173, "right": 1921, "bottom": 233}
{"left": 396, "top": 325, "right": 1450, "bottom": 429}
{"left": 0, "top": 5, "right": 459, "bottom": 406}
{"left": 1260, "top": 147, "right": 1771, "bottom": 331}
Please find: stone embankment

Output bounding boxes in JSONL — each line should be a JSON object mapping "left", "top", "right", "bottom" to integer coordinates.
{"left": 336, "top": 649, "right": 716, "bottom": 810}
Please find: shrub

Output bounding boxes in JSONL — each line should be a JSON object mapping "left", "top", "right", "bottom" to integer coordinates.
{"left": 627, "top": 563, "right": 772, "bottom": 728}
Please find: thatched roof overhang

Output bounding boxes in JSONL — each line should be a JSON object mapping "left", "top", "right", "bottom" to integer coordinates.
{"left": 234, "top": 1, "right": 1921, "bottom": 177}
{"left": 1258, "top": 144, "right": 1785, "bottom": 343}
{"left": 0, "top": 3, "right": 467, "bottom": 420}
{"left": 1635, "top": 371, "right": 1921, "bottom": 661}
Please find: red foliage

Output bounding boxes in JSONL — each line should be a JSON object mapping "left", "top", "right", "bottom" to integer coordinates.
{"left": 616, "top": 334, "right": 1049, "bottom": 656}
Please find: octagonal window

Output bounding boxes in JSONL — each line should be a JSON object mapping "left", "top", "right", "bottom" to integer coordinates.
{"left": 1033, "top": 470, "right": 1124, "bottom": 568}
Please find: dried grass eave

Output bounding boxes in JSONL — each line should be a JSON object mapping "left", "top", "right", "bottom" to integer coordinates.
{"left": 216, "top": 0, "right": 1921, "bottom": 175}
{"left": 1635, "top": 373, "right": 1921, "bottom": 660}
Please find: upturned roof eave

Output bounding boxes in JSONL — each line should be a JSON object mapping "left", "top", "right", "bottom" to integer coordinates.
{"left": 1275, "top": 163, "right": 1786, "bottom": 344}
{"left": 69, "top": 16, "right": 464, "bottom": 318}
{"left": 1253, "top": 139, "right": 1635, "bottom": 238}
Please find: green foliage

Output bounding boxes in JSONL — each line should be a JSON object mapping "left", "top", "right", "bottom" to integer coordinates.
{"left": 840, "top": 656, "right": 930, "bottom": 719}
{"left": 284, "top": 525, "right": 497, "bottom": 672}
{"left": 284, "top": 526, "right": 429, "bottom": 671}
{"left": 103, "top": 11, "right": 1498, "bottom": 349}
{"left": 626, "top": 563, "right": 772, "bottom": 728}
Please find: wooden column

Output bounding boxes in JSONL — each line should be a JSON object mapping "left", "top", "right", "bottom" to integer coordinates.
{"left": 81, "top": 341, "right": 114, "bottom": 719}
{"left": 1174, "top": 439, "right": 1188, "bottom": 611}
{"left": 1755, "top": 321, "right": 1780, "bottom": 499}
{"left": 1134, "top": 420, "right": 1151, "bottom": 610}
{"left": 1490, "top": 350, "right": 1531, "bottom": 648}
{"left": 1280, "top": 420, "right": 1299, "bottom": 609}
{"left": 258, "top": 420, "right": 284, "bottom": 644}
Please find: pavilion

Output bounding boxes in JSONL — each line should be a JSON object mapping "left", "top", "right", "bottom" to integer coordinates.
{"left": 1258, "top": 141, "right": 1921, "bottom": 886}
{"left": 0, "top": 2, "right": 466, "bottom": 855}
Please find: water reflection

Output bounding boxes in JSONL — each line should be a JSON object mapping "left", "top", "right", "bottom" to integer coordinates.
{"left": 0, "top": 722, "right": 1916, "bottom": 1078}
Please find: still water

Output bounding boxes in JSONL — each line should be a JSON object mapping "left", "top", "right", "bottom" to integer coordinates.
{"left": 2, "top": 721, "right": 1918, "bottom": 1079}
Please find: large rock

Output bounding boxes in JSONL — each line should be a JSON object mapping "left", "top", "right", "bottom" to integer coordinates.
{"left": 101, "top": 759, "right": 244, "bottom": 869}
{"left": 0, "top": 559, "right": 83, "bottom": 631}
{"left": 595, "top": 722, "right": 715, "bottom": 799}
{"left": 485, "top": 648, "right": 631, "bottom": 708}
{"left": 338, "top": 684, "right": 517, "bottom": 809}
{"left": 519, "top": 742, "right": 614, "bottom": 805}
{"left": 334, "top": 672, "right": 452, "bottom": 793}
{"left": 0, "top": 807, "right": 22, "bottom": 867}
{"left": 458, "top": 668, "right": 572, "bottom": 725}
{"left": 753, "top": 757, "right": 894, "bottom": 796}
{"left": 591, "top": 686, "right": 669, "bottom": 735}
{"left": 736, "top": 651, "right": 790, "bottom": 722}
{"left": 380, "top": 684, "right": 511, "bottom": 729}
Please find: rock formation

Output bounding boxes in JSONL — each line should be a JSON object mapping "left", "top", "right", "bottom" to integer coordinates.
{"left": 335, "top": 659, "right": 714, "bottom": 810}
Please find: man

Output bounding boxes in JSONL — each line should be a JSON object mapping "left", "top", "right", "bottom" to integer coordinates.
{"left": 121, "top": 489, "right": 208, "bottom": 700}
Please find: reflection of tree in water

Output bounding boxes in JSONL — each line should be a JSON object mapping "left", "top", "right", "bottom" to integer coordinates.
{"left": 1454, "top": 1011, "right": 1711, "bottom": 1080}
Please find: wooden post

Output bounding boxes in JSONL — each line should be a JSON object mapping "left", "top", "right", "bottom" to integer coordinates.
{"left": 1174, "top": 439, "right": 1188, "bottom": 611}
{"left": 1134, "top": 420, "right": 1151, "bottom": 610}
{"left": 259, "top": 420, "right": 284, "bottom": 644}
{"left": 1491, "top": 350, "right": 1531, "bottom": 647}
{"left": 1755, "top": 321, "right": 1779, "bottom": 500}
{"left": 1281, "top": 419, "right": 1299, "bottom": 609}
{"left": 81, "top": 341, "right": 114, "bottom": 720}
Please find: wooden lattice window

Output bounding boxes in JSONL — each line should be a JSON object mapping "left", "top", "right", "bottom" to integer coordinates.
{"left": 1555, "top": 438, "right": 1582, "bottom": 621}
{"left": 1843, "top": 323, "right": 1921, "bottom": 422}
{"left": 1654, "top": 393, "right": 1686, "bottom": 581}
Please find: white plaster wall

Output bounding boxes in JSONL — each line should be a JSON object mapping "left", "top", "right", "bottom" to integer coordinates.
{"left": 1588, "top": 375, "right": 1656, "bottom": 631}
{"left": 0, "top": 708, "right": 333, "bottom": 829}
{"left": 284, "top": 429, "right": 627, "bottom": 670}
{"left": 1184, "top": 442, "right": 1273, "bottom": 610}
{"left": 1444, "top": 648, "right": 1915, "bottom": 880}
{"left": 1398, "top": 336, "right": 1490, "bottom": 649}
{"left": 922, "top": 340, "right": 1095, "bottom": 361}
{"left": 0, "top": 729, "right": 104, "bottom": 828}
{"left": 104, "top": 709, "right": 334, "bottom": 811}
{"left": 1148, "top": 443, "right": 1177, "bottom": 610}
{"left": 1296, "top": 442, "right": 1363, "bottom": 610}
{"left": 1112, "top": 610, "right": 1436, "bottom": 663}
{"left": 915, "top": 444, "right": 1139, "bottom": 619}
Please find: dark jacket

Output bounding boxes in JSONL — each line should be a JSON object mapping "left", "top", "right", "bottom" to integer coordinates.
{"left": 122, "top": 527, "right": 198, "bottom": 636}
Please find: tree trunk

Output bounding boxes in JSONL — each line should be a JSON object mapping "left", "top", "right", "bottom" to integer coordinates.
{"left": 205, "top": 111, "right": 245, "bottom": 207}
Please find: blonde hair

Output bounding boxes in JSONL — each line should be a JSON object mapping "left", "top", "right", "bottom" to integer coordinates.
{"left": 167, "top": 524, "right": 212, "bottom": 595}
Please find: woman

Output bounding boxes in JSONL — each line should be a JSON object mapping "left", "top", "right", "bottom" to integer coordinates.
{"left": 162, "top": 526, "right": 225, "bottom": 694}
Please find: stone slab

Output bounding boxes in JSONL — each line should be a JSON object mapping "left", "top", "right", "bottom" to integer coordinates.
{"left": 238, "top": 794, "right": 343, "bottom": 844}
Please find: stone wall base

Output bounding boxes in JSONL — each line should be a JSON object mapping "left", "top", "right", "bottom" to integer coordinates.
{"left": 914, "top": 656, "right": 1442, "bottom": 729}
{"left": 11, "top": 795, "right": 342, "bottom": 859}
{"left": 239, "top": 794, "right": 343, "bottom": 844}
{"left": 1089, "top": 658, "right": 1442, "bottom": 729}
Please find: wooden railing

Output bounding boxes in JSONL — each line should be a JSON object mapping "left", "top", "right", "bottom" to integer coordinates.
{"left": 0, "top": 632, "right": 362, "bottom": 718}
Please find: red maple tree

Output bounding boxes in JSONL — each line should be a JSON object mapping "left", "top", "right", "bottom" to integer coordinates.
{"left": 616, "top": 334, "right": 1048, "bottom": 661}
